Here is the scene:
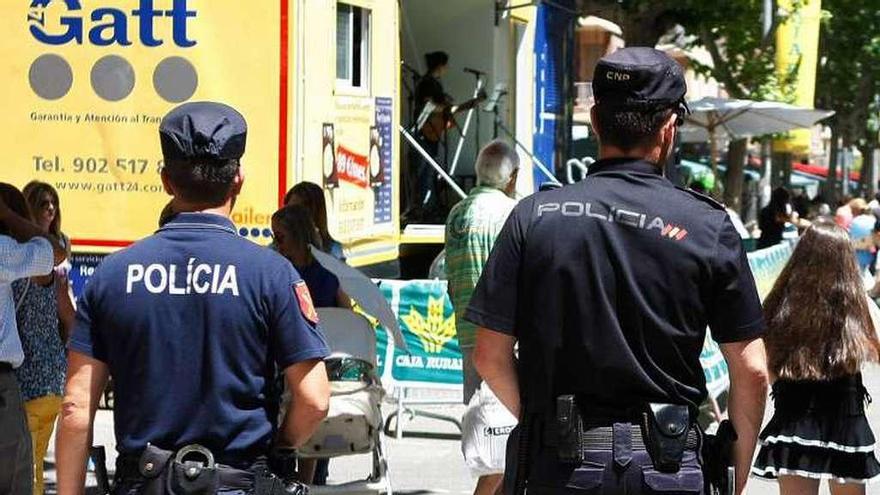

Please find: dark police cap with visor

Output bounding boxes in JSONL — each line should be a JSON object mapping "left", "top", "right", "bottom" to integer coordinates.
{"left": 593, "top": 47, "right": 689, "bottom": 115}
{"left": 159, "top": 101, "right": 247, "bottom": 161}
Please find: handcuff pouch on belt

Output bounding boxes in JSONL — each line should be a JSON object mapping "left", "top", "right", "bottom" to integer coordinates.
{"left": 641, "top": 403, "right": 690, "bottom": 473}
{"left": 137, "top": 444, "right": 219, "bottom": 495}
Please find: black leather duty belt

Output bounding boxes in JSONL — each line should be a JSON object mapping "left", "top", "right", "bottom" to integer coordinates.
{"left": 115, "top": 456, "right": 255, "bottom": 490}
{"left": 543, "top": 422, "right": 700, "bottom": 452}
{"left": 578, "top": 425, "right": 700, "bottom": 452}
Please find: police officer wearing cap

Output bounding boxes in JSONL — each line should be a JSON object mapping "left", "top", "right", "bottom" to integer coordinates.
{"left": 468, "top": 48, "right": 770, "bottom": 494}
{"left": 56, "top": 102, "right": 331, "bottom": 494}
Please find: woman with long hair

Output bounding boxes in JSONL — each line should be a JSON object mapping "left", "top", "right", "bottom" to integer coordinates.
{"left": 22, "top": 181, "right": 69, "bottom": 256}
{"left": 284, "top": 182, "right": 345, "bottom": 261}
{"left": 0, "top": 183, "right": 70, "bottom": 495}
{"left": 272, "top": 205, "right": 350, "bottom": 309}
{"left": 752, "top": 220, "right": 880, "bottom": 493}
{"left": 271, "top": 204, "right": 349, "bottom": 485}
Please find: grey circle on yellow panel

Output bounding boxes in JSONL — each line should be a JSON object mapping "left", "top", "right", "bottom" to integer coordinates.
{"left": 154, "top": 56, "right": 198, "bottom": 103}
{"left": 29, "top": 54, "right": 73, "bottom": 100}
{"left": 91, "top": 55, "right": 136, "bottom": 101}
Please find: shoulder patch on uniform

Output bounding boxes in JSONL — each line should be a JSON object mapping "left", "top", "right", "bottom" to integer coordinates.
{"left": 675, "top": 186, "right": 726, "bottom": 210}
{"left": 294, "top": 281, "right": 320, "bottom": 325}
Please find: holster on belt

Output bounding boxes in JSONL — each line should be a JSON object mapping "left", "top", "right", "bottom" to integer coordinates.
{"left": 254, "top": 472, "right": 308, "bottom": 495}
{"left": 255, "top": 447, "right": 308, "bottom": 495}
{"left": 90, "top": 446, "right": 112, "bottom": 495}
{"left": 641, "top": 403, "right": 691, "bottom": 473}
{"left": 502, "top": 414, "right": 531, "bottom": 495}
{"left": 702, "top": 420, "right": 738, "bottom": 495}
{"left": 556, "top": 395, "right": 583, "bottom": 464}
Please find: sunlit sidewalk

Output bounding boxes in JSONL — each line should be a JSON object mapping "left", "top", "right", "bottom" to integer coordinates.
{"left": 42, "top": 369, "right": 880, "bottom": 495}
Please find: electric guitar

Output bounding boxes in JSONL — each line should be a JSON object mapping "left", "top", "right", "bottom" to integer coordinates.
{"left": 417, "top": 90, "right": 488, "bottom": 143}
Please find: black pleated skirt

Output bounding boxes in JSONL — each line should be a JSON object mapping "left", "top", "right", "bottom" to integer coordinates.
{"left": 751, "top": 373, "right": 880, "bottom": 484}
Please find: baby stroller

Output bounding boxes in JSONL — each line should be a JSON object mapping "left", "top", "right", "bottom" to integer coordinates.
{"left": 300, "top": 308, "right": 391, "bottom": 495}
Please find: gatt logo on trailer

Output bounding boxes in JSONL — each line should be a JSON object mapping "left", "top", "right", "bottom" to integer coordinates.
{"left": 28, "top": 0, "right": 198, "bottom": 47}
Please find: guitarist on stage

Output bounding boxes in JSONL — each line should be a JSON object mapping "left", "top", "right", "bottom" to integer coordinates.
{"left": 408, "top": 51, "right": 486, "bottom": 220}
{"left": 409, "top": 51, "right": 450, "bottom": 215}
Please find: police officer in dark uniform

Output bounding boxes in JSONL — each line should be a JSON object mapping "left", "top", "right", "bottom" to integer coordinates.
{"left": 467, "top": 48, "right": 770, "bottom": 494}
{"left": 56, "top": 102, "right": 331, "bottom": 494}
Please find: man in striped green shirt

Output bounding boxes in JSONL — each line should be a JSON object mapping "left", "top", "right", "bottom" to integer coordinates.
{"left": 446, "top": 140, "right": 518, "bottom": 495}
{"left": 446, "top": 140, "right": 519, "bottom": 495}
{"left": 446, "top": 140, "right": 519, "bottom": 396}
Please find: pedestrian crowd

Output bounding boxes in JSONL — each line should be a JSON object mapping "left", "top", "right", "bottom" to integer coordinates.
{"left": 759, "top": 187, "right": 880, "bottom": 294}
{"left": 2, "top": 48, "right": 880, "bottom": 495}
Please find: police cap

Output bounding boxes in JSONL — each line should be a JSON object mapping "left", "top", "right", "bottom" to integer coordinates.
{"left": 160, "top": 101, "right": 247, "bottom": 161}
{"left": 593, "top": 47, "right": 688, "bottom": 111}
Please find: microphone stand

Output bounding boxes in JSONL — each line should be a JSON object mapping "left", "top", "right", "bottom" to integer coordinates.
{"left": 471, "top": 71, "right": 484, "bottom": 166}
{"left": 449, "top": 71, "right": 485, "bottom": 177}
{"left": 491, "top": 90, "right": 508, "bottom": 139}
{"left": 491, "top": 96, "right": 562, "bottom": 186}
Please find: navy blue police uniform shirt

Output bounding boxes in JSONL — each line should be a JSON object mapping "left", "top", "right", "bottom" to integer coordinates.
{"left": 465, "top": 158, "right": 765, "bottom": 416}
{"left": 69, "top": 213, "right": 330, "bottom": 466}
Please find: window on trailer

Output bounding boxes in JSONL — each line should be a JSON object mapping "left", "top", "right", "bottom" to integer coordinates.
{"left": 336, "top": 3, "right": 371, "bottom": 91}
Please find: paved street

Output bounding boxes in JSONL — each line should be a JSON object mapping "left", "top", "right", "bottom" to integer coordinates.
{"left": 44, "top": 367, "right": 880, "bottom": 494}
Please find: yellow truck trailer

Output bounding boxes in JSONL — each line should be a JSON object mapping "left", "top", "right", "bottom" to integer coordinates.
{"left": 3, "top": 0, "right": 401, "bottom": 274}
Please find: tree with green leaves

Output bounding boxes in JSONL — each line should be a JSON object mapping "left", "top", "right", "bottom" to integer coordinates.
{"left": 815, "top": 0, "right": 880, "bottom": 201}
{"left": 577, "top": 0, "right": 798, "bottom": 211}
{"left": 677, "top": 1, "right": 798, "bottom": 213}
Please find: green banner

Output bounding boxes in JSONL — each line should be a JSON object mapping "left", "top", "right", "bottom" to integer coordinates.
{"left": 747, "top": 242, "right": 795, "bottom": 299}
{"left": 374, "top": 280, "right": 463, "bottom": 389}
{"left": 701, "top": 241, "right": 794, "bottom": 397}
{"left": 373, "top": 242, "right": 794, "bottom": 394}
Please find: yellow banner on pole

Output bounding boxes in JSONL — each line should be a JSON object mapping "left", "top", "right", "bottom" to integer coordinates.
{"left": 774, "top": 0, "right": 823, "bottom": 157}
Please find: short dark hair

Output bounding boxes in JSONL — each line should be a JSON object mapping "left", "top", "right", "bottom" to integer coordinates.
{"left": 0, "top": 183, "right": 32, "bottom": 236}
{"left": 769, "top": 187, "right": 791, "bottom": 210}
{"left": 592, "top": 104, "right": 675, "bottom": 152}
{"left": 425, "top": 51, "right": 449, "bottom": 72}
{"left": 162, "top": 158, "right": 239, "bottom": 205}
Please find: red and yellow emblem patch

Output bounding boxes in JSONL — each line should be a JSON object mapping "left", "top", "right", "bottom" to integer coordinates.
{"left": 294, "top": 281, "right": 320, "bottom": 325}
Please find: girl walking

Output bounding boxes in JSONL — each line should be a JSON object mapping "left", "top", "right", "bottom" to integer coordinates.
{"left": 752, "top": 220, "right": 880, "bottom": 493}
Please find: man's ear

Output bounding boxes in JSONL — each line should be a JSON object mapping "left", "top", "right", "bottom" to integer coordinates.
{"left": 230, "top": 166, "right": 245, "bottom": 198}
{"left": 505, "top": 167, "right": 520, "bottom": 196}
{"left": 160, "top": 170, "right": 175, "bottom": 196}
{"left": 590, "top": 106, "right": 602, "bottom": 141}
{"left": 662, "top": 113, "right": 678, "bottom": 145}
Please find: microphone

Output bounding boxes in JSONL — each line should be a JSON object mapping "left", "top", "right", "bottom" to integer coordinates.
{"left": 463, "top": 67, "right": 486, "bottom": 76}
